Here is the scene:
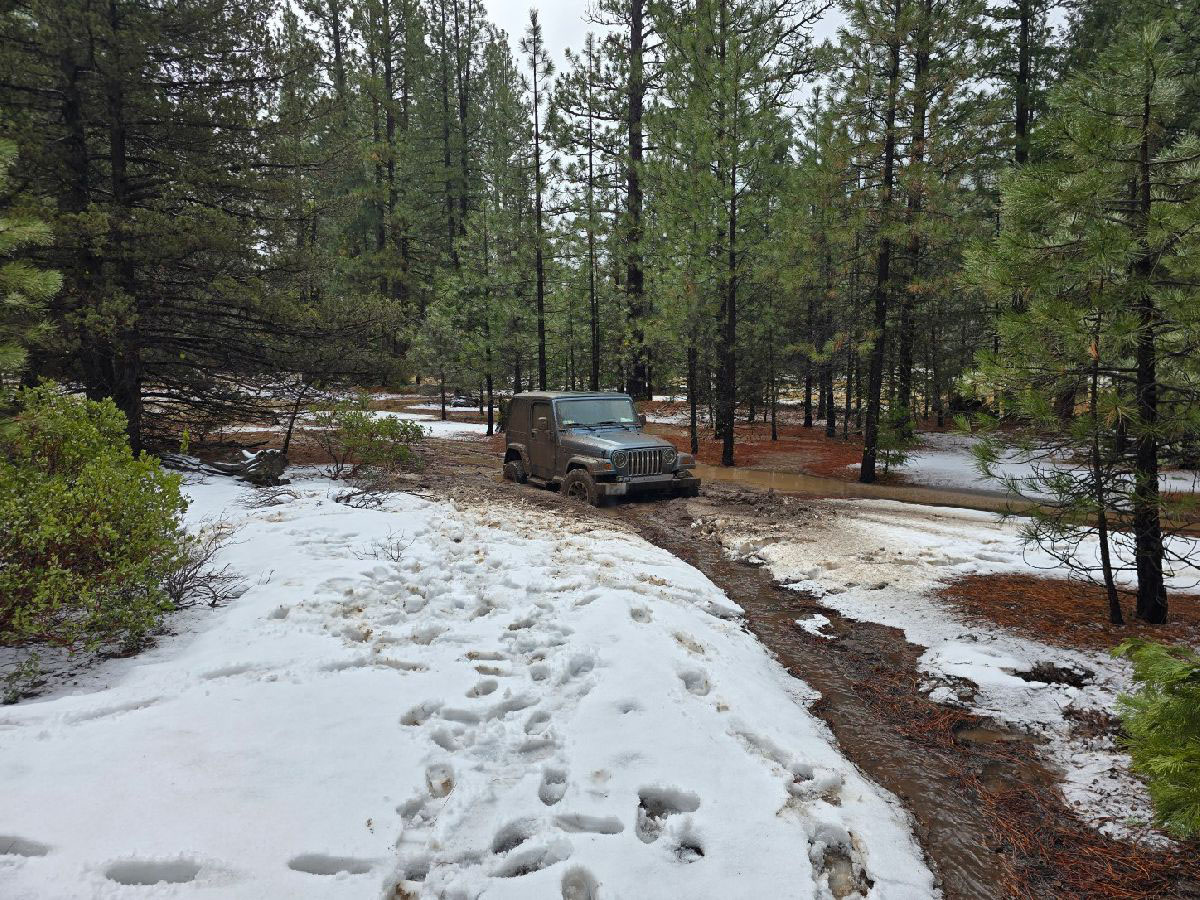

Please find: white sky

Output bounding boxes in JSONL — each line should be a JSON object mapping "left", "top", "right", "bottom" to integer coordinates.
{"left": 482, "top": 1, "right": 847, "bottom": 71}
{"left": 481, "top": 0, "right": 600, "bottom": 63}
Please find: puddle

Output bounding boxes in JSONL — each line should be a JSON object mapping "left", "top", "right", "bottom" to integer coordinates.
{"left": 692, "top": 463, "right": 1031, "bottom": 515}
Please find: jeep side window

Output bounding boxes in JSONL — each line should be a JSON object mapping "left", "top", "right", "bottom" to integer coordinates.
{"left": 511, "top": 400, "right": 530, "bottom": 434}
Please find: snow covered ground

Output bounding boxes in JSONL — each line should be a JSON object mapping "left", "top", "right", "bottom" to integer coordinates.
{"left": 372, "top": 410, "right": 490, "bottom": 438}
{"left": 0, "top": 476, "right": 934, "bottom": 899}
{"left": 712, "top": 499, "right": 1200, "bottom": 843}
{"left": 897, "top": 432, "right": 1200, "bottom": 496}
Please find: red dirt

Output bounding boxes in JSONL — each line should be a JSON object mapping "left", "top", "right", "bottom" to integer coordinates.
{"left": 935, "top": 574, "right": 1200, "bottom": 653}
{"left": 649, "top": 420, "right": 866, "bottom": 477}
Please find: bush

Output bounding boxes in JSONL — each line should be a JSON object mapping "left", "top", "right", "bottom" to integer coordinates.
{"left": 0, "top": 385, "right": 188, "bottom": 655}
{"left": 1114, "top": 639, "right": 1200, "bottom": 839}
{"left": 309, "top": 393, "right": 426, "bottom": 479}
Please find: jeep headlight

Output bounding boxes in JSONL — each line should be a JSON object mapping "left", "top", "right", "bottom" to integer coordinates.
{"left": 611, "top": 450, "right": 628, "bottom": 469}
{"left": 662, "top": 447, "right": 678, "bottom": 467}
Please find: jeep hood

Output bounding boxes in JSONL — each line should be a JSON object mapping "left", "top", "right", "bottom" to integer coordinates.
{"left": 559, "top": 430, "right": 673, "bottom": 456}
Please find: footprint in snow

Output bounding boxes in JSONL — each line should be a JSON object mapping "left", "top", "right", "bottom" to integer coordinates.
{"left": 635, "top": 786, "right": 701, "bottom": 844}
{"left": 539, "top": 768, "right": 568, "bottom": 806}
{"left": 491, "top": 818, "right": 539, "bottom": 854}
{"left": 0, "top": 836, "right": 50, "bottom": 857}
{"left": 679, "top": 668, "right": 711, "bottom": 697}
{"left": 467, "top": 679, "right": 498, "bottom": 698}
{"left": 493, "top": 839, "right": 572, "bottom": 878}
{"left": 525, "top": 710, "right": 552, "bottom": 735}
{"left": 105, "top": 858, "right": 202, "bottom": 886}
{"left": 425, "top": 763, "right": 454, "bottom": 798}
{"left": 561, "top": 865, "right": 601, "bottom": 900}
{"left": 287, "top": 854, "right": 373, "bottom": 877}
{"left": 554, "top": 813, "right": 623, "bottom": 835}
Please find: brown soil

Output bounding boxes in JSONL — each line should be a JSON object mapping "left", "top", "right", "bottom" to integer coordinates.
{"left": 648, "top": 420, "right": 867, "bottom": 478}
{"left": 936, "top": 575, "right": 1200, "bottom": 653}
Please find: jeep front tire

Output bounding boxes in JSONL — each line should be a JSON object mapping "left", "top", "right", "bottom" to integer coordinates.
{"left": 561, "top": 469, "right": 602, "bottom": 507}
{"left": 503, "top": 459, "right": 527, "bottom": 483}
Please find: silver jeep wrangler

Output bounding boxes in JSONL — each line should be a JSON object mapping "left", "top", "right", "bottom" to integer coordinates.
{"left": 502, "top": 391, "right": 700, "bottom": 505}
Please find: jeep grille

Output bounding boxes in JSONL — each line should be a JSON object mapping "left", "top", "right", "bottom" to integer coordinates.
{"left": 628, "top": 448, "right": 663, "bottom": 476}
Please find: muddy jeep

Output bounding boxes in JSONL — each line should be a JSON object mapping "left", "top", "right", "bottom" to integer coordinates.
{"left": 502, "top": 391, "right": 700, "bottom": 505}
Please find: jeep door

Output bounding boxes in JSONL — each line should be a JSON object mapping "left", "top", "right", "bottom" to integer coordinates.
{"left": 529, "top": 401, "right": 556, "bottom": 478}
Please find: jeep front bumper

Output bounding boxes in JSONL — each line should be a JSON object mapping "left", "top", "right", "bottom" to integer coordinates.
{"left": 598, "top": 472, "right": 700, "bottom": 496}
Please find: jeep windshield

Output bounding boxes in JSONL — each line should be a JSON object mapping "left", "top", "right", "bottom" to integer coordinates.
{"left": 556, "top": 398, "right": 638, "bottom": 428}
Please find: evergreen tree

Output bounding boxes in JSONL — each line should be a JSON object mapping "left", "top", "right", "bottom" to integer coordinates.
{"left": 0, "top": 139, "right": 59, "bottom": 377}
{"left": 969, "top": 23, "right": 1200, "bottom": 624}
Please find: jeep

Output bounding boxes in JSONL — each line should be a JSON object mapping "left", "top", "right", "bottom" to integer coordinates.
{"left": 502, "top": 391, "right": 700, "bottom": 505}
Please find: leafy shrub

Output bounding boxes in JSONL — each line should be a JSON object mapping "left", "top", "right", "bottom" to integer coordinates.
{"left": 309, "top": 394, "right": 426, "bottom": 479}
{"left": 0, "top": 385, "right": 188, "bottom": 656}
{"left": 1114, "top": 639, "right": 1200, "bottom": 839}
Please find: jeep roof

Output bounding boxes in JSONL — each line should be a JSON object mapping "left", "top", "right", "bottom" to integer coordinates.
{"left": 510, "top": 391, "right": 630, "bottom": 401}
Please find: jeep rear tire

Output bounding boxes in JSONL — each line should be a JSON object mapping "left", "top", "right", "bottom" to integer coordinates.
{"left": 562, "top": 469, "right": 602, "bottom": 507}
{"left": 503, "top": 459, "right": 527, "bottom": 483}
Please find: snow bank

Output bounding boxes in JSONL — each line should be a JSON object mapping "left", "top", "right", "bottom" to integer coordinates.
{"left": 0, "top": 478, "right": 933, "bottom": 898}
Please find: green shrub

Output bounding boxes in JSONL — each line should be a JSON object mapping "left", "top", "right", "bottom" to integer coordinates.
{"left": 0, "top": 385, "right": 188, "bottom": 655}
{"left": 1114, "top": 639, "right": 1200, "bottom": 839}
{"left": 309, "top": 393, "right": 426, "bottom": 479}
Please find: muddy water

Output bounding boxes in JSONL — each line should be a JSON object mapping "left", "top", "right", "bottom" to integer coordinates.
{"left": 692, "top": 463, "right": 1033, "bottom": 515}
{"left": 614, "top": 502, "right": 1056, "bottom": 900}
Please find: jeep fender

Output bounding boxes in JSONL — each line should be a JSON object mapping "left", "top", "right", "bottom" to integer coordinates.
{"left": 504, "top": 443, "right": 531, "bottom": 470}
{"left": 565, "top": 455, "right": 612, "bottom": 477}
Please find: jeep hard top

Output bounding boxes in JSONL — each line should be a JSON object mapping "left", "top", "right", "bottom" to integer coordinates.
{"left": 502, "top": 391, "right": 700, "bottom": 505}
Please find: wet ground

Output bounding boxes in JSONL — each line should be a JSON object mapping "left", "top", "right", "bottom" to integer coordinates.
{"left": 382, "top": 438, "right": 1200, "bottom": 898}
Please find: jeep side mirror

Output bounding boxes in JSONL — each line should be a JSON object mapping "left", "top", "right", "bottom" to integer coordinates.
{"left": 637, "top": 414, "right": 647, "bottom": 427}
{"left": 536, "top": 416, "right": 549, "bottom": 431}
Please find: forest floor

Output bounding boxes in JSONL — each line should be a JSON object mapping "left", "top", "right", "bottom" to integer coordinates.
{"left": 5, "top": 394, "right": 1198, "bottom": 898}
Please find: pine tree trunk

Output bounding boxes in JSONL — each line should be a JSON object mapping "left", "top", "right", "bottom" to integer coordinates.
{"left": 860, "top": 1, "right": 902, "bottom": 484}
{"left": 1131, "top": 90, "right": 1167, "bottom": 623}
{"left": 688, "top": 343, "right": 699, "bottom": 454}
{"left": 625, "top": 0, "right": 648, "bottom": 400}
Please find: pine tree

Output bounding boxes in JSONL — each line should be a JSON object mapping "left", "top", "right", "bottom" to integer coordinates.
{"left": 655, "top": 0, "right": 824, "bottom": 466}
{"left": 969, "top": 23, "right": 1200, "bottom": 624}
{"left": 0, "top": 139, "right": 59, "bottom": 377}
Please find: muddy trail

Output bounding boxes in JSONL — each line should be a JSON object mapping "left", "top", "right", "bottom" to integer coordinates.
{"left": 417, "top": 440, "right": 1199, "bottom": 899}
{"left": 608, "top": 496, "right": 1047, "bottom": 900}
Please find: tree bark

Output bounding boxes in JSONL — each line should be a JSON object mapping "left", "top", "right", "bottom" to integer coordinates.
{"left": 625, "top": 0, "right": 649, "bottom": 400}
{"left": 1131, "top": 83, "right": 1166, "bottom": 623}
{"left": 860, "top": 0, "right": 902, "bottom": 484}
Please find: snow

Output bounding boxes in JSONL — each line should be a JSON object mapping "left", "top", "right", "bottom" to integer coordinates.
{"left": 899, "top": 432, "right": 1200, "bottom": 496}
{"left": 716, "top": 499, "right": 1199, "bottom": 843}
{"left": 371, "top": 410, "right": 490, "bottom": 438}
{"left": 0, "top": 476, "right": 934, "bottom": 898}
{"left": 794, "top": 614, "right": 835, "bottom": 640}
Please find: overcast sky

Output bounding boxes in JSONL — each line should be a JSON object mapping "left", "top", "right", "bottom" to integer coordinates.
{"left": 481, "top": 1, "right": 846, "bottom": 71}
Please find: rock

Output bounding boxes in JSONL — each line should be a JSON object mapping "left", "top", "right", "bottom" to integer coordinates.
{"left": 209, "top": 449, "right": 289, "bottom": 486}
